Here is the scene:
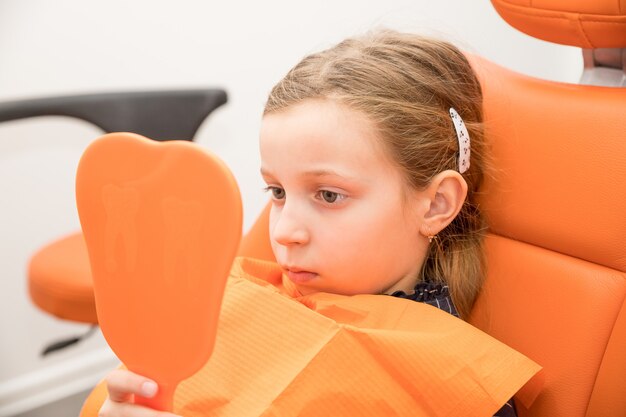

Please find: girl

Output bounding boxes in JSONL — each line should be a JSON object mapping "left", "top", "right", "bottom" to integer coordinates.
{"left": 98, "top": 31, "right": 529, "bottom": 417}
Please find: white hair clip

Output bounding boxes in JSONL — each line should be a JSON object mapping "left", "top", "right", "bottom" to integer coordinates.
{"left": 449, "top": 107, "right": 470, "bottom": 174}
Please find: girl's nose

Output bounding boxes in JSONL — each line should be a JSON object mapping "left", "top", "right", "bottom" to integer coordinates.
{"left": 271, "top": 203, "right": 310, "bottom": 246}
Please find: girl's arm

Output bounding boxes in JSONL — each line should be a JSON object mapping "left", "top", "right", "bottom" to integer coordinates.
{"left": 98, "top": 369, "right": 181, "bottom": 417}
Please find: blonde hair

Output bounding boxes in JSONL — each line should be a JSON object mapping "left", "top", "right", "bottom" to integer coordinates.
{"left": 264, "top": 30, "right": 487, "bottom": 319}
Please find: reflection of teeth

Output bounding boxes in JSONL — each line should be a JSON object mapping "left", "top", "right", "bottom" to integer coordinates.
{"left": 102, "top": 184, "right": 139, "bottom": 273}
{"left": 161, "top": 197, "right": 205, "bottom": 287}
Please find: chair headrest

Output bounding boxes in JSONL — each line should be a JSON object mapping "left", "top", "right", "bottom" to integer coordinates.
{"left": 491, "top": 0, "right": 626, "bottom": 48}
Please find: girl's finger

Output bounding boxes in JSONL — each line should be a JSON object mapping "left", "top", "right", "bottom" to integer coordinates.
{"left": 104, "top": 369, "right": 158, "bottom": 403}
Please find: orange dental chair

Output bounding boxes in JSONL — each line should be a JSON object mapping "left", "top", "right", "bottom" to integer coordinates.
{"left": 468, "top": 1, "right": 626, "bottom": 415}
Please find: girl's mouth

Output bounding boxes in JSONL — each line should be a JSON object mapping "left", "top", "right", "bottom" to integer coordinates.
{"left": 285, "top": 269, "right": 318, "bottom": 284}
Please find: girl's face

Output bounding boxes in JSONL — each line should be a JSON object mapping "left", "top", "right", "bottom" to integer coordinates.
{"left": 260, "top": 99, "right": 430, "bottom": 296}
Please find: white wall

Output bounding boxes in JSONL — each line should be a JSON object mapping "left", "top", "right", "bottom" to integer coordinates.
{"left": 0, "top": 0, "right": 581, "bottom": 414}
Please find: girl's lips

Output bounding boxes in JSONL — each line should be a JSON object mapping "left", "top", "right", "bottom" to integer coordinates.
{"left": 286, "top": 269, "right": 318, "bottom": 284}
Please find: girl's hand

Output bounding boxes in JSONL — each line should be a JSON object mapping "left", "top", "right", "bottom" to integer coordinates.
{"left": 98, "top": 369, "right": 181, "bottom": 417}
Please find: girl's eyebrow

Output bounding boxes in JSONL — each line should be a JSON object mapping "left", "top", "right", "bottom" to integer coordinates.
{"left": 301, "top": 169, "right": 357, "bottom": 181}
{"left": 261, "top": 167, "right": 357, "bottom": 181}
{"left": 261, "top": 167, "right": 364, "bottom": 187}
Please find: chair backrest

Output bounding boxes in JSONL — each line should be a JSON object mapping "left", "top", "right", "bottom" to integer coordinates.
{"left": 468, "top": 2, "right": 626, "bottom": 416}
{"left": 468, "top": 57, "right": 626, "bottom": 417}
{"left": 238, "top": 2, "right": 626, "bottom": 416}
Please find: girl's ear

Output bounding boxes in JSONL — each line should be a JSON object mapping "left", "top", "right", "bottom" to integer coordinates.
{"left": 420, "top": 170, "right": 468, "bottom": 236}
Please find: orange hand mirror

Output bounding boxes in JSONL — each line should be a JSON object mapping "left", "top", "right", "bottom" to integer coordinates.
{"left": 76, "top": 132, "right": 242, "bottom": 411}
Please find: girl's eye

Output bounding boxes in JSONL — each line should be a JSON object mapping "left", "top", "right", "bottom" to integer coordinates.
{"left": 318, "top": 190, "right": 344, "bottom": 204}
{"left": 265, "top": 186, "right": 285, "bottom": 200}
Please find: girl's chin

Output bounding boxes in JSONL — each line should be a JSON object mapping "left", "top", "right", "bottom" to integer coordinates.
{"left": 293, "top": 284, "right": 317, "bottom": 296}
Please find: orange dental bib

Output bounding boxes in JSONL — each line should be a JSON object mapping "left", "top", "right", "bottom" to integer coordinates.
{"left": 82, "top": 257, "right": 542, "bottom": 417}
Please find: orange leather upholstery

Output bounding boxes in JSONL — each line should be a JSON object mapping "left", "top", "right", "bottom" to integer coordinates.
{"left": 465, "top": 6, "right": 626, "bottom": 413}
{"left": 491, "top": 0, "right": 626, "bottom": 48}
{"left": 466, "top": 54, "right": 626, "bottom": 416}
{"left": 28, "top": 233, "right": 98, "bottom": 323}
{"left": 236, "top": 202, "right": 275, "bottom": 262}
